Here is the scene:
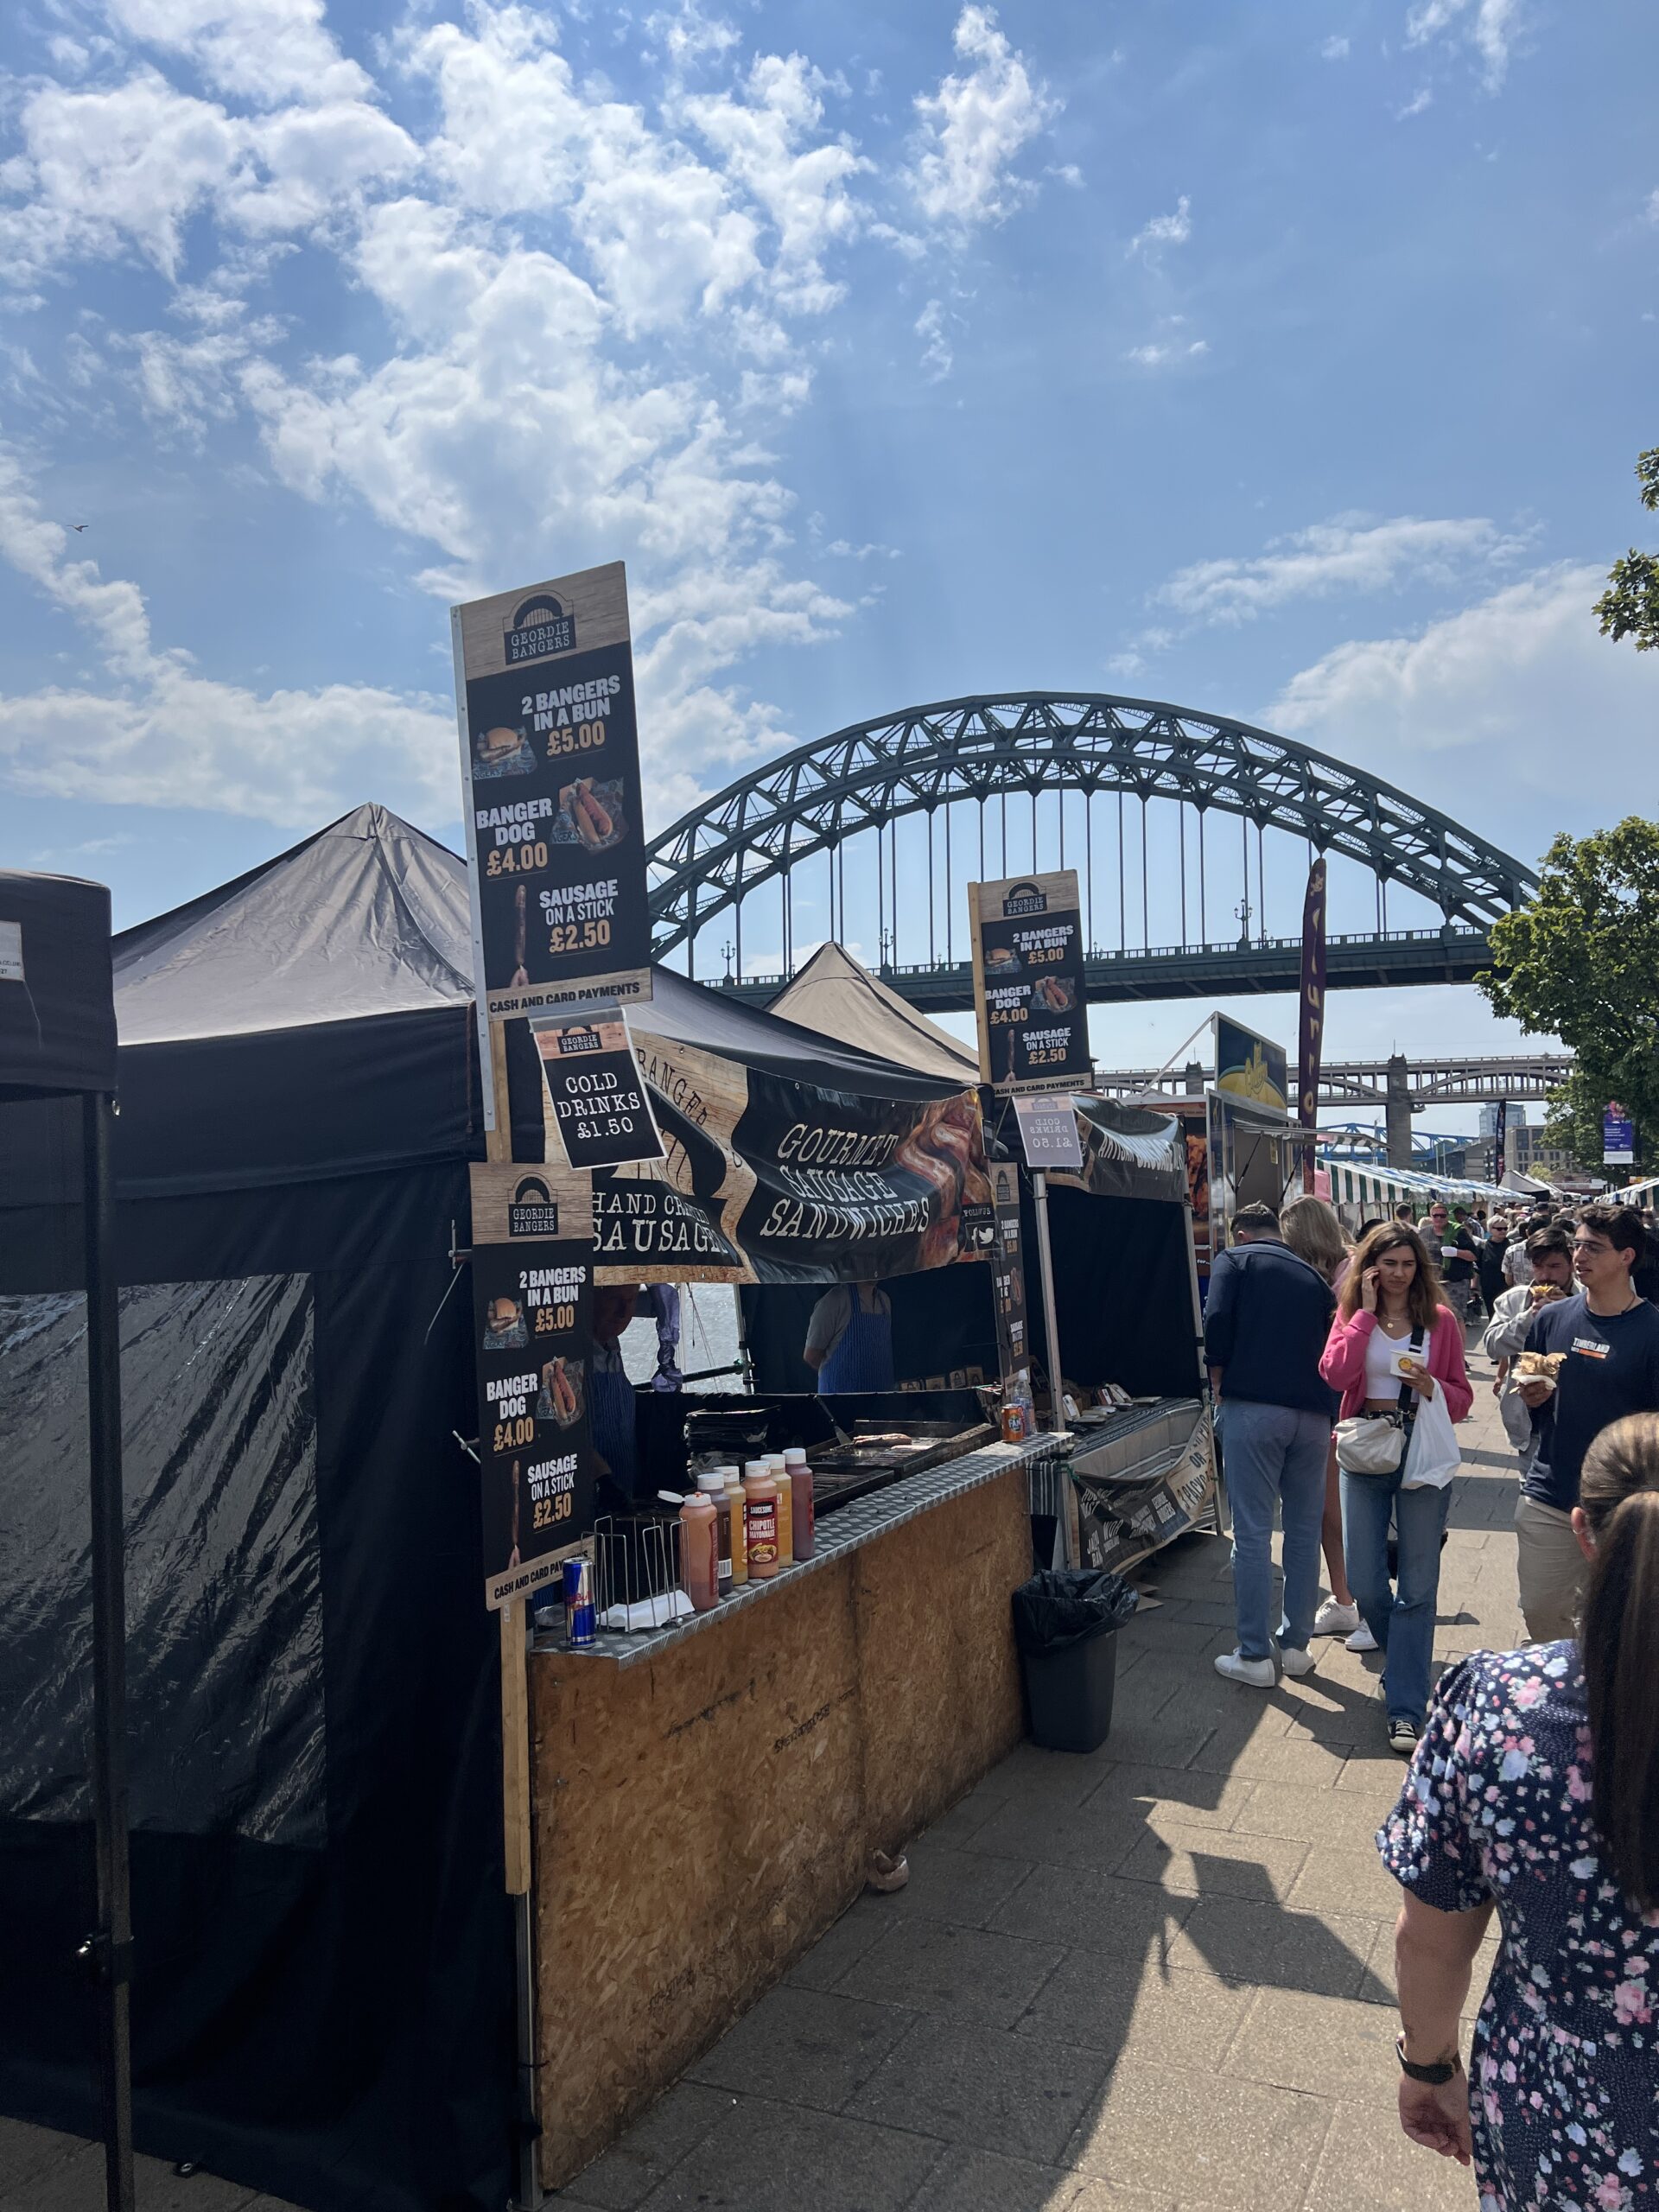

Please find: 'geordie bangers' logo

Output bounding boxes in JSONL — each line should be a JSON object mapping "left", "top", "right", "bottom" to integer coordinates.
{"left": 505, "top": 593, "right": 576, "bottom": 664}
{"left": 1001, "top": 880, "right": 1048, "bottom": 918}
{"left": 509, "top": 1174, "right": 560, "bottom": 1238}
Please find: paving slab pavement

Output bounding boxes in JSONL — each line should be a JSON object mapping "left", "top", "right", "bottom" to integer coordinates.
{"left": 1, "top": 1337, "right": 1528, "bottom": 2212}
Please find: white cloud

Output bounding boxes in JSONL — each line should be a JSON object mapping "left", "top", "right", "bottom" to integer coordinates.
{"left": 1, "top": 71, "right": 244, "bottom": 281}
{"left": 1395, "top": 86, "right": 1434, "bottom": 119}
{"left": 916, "top": 298, "right": 953, "bottom": 380}
{"left": 1268, "top": 563, "right": 1655, "bottom": 831}
{"left": 1124, "top": 338, "right": 1207, "bottom": 367}
{"left": 1404, "top": 0, "right": 1524, "bottom": 89}
{"left": 0, "top": 453, "right": 456, "bottom": 823}
{"left": 104, "top": 0, "right": 370, "bottom": 106}
{"left": 683, "top": 54, "right": 871, "bottom": 315}
{"left": 1645, "top": 188, "right": 1659, "bottom": 226}
{"left": 1128, "top": 194, "right": 1192, "bottom": 260}
{"left": 1157, "top": 514, "right": 1530, "bottom": 622}
{"left": 0, "top": 69, "right": 419, "bottom": 282}
{"left": 909, "top": 4, "right": 1058, "bottom": 228}
{"left": 1321, "top": 35, "right": 1351, "bottom": 60}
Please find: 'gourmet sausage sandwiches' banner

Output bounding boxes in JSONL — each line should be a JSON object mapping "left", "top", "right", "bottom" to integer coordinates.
{"left": 451, "top": 561, "right": 652, "bottom": 1027}
{"left": 529, "top": 1026, "right": 993, "bottom": 1286}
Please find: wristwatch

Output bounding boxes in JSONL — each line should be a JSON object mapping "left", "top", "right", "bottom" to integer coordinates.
{"left": 1396, "top": 2033, "right": 1459, "bottom": 2085}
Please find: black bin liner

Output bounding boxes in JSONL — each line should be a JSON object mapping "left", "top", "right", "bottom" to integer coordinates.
{"left": 1012, "top": 1568, "right": 1137, "bottom": 1655}
{"left": 1013, "top": 1569, "right": 1136, "bottom": 1754}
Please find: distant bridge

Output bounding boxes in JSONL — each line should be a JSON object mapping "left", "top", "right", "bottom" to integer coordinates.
{"left": 1091, "top": 1052, "right": 1575, "bottom": 1108}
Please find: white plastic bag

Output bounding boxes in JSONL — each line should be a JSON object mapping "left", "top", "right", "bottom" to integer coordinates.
{"left": 1402, "top": 1380, "right": 1461, "bottom": 1491}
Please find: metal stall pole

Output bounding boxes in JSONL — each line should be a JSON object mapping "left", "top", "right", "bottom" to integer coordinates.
{"left": 81, "top": 1090, "right": 135, "bottom": 2212}
{"left": 1029, "top": 1170, "right": 1075, "bottom": 1563}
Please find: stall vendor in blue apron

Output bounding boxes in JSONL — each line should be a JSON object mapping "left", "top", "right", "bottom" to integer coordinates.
{"left": 589, "top": 1284, "right": 643, "bottom": 1493}
{"left": 804, "top": 1281, "right": 895, "bottom": 1394}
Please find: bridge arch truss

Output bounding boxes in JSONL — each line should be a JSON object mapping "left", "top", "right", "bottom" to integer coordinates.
{"left": 645, "top": 693, "right": 1536, "bottom": 990}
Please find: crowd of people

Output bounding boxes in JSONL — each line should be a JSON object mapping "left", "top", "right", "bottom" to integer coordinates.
{"left": 1201, "top": 1188, "right": 1659, "bottom": 2205}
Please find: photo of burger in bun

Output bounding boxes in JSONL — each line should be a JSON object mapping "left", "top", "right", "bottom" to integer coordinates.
{"left": 558, "top": 777, "right": 627, "bottom": 851}
{"left": 474, "top": 722, "right": 535, "bottom": 779}
{"left": 984, "top": 944, "right": 1020, "bottom": 980}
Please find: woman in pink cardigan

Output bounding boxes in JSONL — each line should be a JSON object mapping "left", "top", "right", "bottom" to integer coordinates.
{"left": 1319, "top": 1221, "right": 1472, "bottom": 1753}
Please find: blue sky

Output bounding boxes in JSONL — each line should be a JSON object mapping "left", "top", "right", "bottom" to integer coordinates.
{"left": 2, "top": 0, "right": 1656, "bottom": 1128}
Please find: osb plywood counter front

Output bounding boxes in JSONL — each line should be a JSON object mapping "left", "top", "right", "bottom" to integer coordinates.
{"left": 528, "top": 1440, "right": 1046, "bottom": 2189}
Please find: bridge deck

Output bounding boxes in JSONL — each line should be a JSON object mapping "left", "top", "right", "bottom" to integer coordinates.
{"left": 702, "top": 925, "right": 1496, "bottom": 1012}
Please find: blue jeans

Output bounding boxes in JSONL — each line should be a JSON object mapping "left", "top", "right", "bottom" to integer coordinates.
{"left": 1341, "top": 1469, "right": 1451, "bottom": 1724}
{"left": 1218, "top": 1401, "right": 1332, "bottom": 1662}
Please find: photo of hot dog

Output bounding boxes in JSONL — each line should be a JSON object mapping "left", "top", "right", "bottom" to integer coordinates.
{"left": 558, "top": 777, "right": 626, "bottom": 851}
{"left": 1027, "top": 975, "right": 1076, "bottom": 1014}
{"left": 537, "top": 1354, "right": 586, "bottom": 1427}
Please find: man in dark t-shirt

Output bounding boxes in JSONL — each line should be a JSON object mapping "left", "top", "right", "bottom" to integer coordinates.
{"left": 1516, "top": 1204, "right": 1659, "bottom": 1639}
{"left": 1423, "top": 1201, "right": 1478, "bottom": 1326}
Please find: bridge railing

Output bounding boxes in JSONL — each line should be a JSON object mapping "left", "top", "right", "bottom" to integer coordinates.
{"left": 700, "top": 922, "right": 1491, "bottom": 992}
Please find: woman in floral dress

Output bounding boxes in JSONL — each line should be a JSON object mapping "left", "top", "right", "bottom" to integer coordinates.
{"left": 1376, "top": 1411, "right": 1659, "bottom": 2209}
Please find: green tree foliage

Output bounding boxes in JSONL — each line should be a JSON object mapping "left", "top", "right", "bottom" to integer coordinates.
{"left": 1479, "top": 819, "right": 1659, "bottom": 1175}
{"left": 1594, "top": 447, "right": 1659, "bottom": 652}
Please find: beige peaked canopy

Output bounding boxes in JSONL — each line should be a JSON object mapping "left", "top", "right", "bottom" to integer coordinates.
{"left": 769, "top": 941, "right": 982, "bottom": 1087}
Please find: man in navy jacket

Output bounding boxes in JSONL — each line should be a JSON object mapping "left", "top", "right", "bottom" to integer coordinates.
{"left": 1205, "top": 1200, "right": 1338, "bottom": 1686}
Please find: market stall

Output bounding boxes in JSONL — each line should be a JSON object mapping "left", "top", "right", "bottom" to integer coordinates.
{"left": 0, "top": 809, "right": 519, "bottom": 2212}
{"left": 1325, "top": 1155, "right": 1511, "bottom": 1231}
{"left": 770, "top": 947, "right": 1213, "bottom": 1581}
{"left": 504, "top": 951, "right": 1052, "bottom": 2189}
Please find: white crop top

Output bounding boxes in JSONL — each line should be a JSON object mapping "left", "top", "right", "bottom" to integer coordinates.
{"left": 1366, "top": 1323, "right": 1416, "bottom": 1395}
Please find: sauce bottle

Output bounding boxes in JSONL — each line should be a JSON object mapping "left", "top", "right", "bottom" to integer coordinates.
{"left": 724, "top": 1466, "right": 748, "bottom": 1586}
{"left": 766, "top": 1453, "right": 793, "bottom": 1566}
{"left": 678, "top": 1486, "right": 719, "bottom": 1613}
{"left": 663, "top": 1489, "right": 720, "bottom": 1613}
{"left": 700, "top": 1471, "right": 733, "bottom": 1594}
{"left": 785, "top": 1446, "right": 814, "bottom": 1560}
{"left": 742, "top": 1459, "right": 780, "bottom": 1580}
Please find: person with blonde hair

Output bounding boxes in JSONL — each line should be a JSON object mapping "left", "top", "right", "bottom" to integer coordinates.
{"left": 1281, "top": 1197, "right": 1363, "bottom": 1638}
{"left": 1375, "top": 1411, "right": 1659, "bottom": 2197}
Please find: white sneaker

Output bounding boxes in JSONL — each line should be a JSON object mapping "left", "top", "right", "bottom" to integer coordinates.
{"left": 1279, "top": 1645, "right": 1317, "bottom": 1678}
{"left": 1346, "top": 1622, "right": 1378, "bottom": 1653}
{"left": 1313, "top": 1598, "right": 1360, "bottom": 1637}
{"left": 1215, "top": 1649, "right": 1276, "bottom": 1688}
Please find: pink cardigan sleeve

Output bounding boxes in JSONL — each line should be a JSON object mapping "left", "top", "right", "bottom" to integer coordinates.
{"left": 1430, "top": 1307, "right": 1473, "bottom": 1423}
{"left": 1319, "top": 1308, "right": 1376, "bottom": 1394}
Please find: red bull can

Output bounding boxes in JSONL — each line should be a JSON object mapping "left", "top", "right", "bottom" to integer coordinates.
{"left": 563, "top": 1558, "right": 595, "bottom": 1648}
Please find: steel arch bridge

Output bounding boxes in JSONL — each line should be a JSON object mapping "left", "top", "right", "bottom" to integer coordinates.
{"left": 645, "top": 692, "right": 1537, "bottom": 1007}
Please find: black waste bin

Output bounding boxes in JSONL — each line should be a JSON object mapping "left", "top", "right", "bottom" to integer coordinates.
{"left": 1012, "top": 1568, "right": 1137, "bottom": 1754}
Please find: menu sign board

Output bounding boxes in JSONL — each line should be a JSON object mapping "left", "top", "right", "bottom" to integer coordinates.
{"left": 531, "top": 1010, "right": 665, "bottom": 1170}
{"left": 969, "top": 871, "right": 1090, "bottom": 1095}
{"left": 1604, "top": 1102, "right": 1635, "bottom": 1166}
{"left": 470, "top": 1164, "right": 598, "bottom": 1610}
{"left": 452, "top": 561, "right": 652, "bottom": 1026}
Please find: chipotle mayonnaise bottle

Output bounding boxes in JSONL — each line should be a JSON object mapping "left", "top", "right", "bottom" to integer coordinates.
{"left": 742, "top": 1459, "right": 780, "bottom": 1580}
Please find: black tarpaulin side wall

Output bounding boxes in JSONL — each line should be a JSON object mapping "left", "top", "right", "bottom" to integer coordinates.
{"left": 1021, "top": 1185, "right": 1202, "bottom": 1401}
{"left": 0, "top": 1166, "right": 513, "bottom": 2212}
{"left": 740, "top": 1266, "right": 999, "bottom": 1395}
{"left": 0, "top": 870, "right": 118, "bottom": 1101}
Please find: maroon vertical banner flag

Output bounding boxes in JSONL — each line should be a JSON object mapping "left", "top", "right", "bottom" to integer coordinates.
{"left": 1296, "top": 857, "right": 1328, "bottom": 1194}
